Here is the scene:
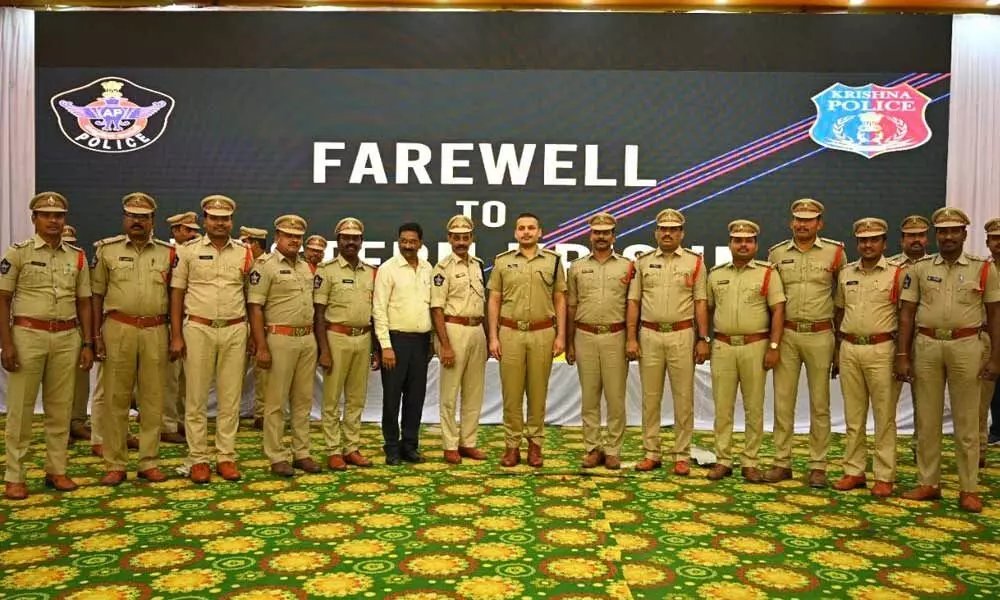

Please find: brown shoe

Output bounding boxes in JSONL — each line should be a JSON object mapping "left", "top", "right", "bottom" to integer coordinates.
{"left": 343, "top": 451, "right": 372, "bottom": 467}
{"left": 870, "top": 481, "right": 893, "bottom": 498}
{"left": 673, "top": 461, "right": 691, "bottom": 476}
{"left": 741, "top": 467, "right": 763, "bottom": 483}
{"left": 443, "top": 450, "right": 462, "bottom": 465}
{"left": 252, "top": 417, "right": 264, "bottom": 431}
{"left": 4, "top": 482, "right": 28, "bottom": 500}
{"left": 458, "top": 446, "right": 487, "bottom": 460}
{"left": 293, "top": 457, "right": 322, "bottom": 473}
{"left": 327, "top": 455, "right": 348, "bottom": 471}
{"left": 270, "top": 461, "right": 294, "bottom": 478}
{"left": 808, "top": 470, "right": 828, "bottom": 488}
{"left": 581, "top": 450, "right": 605, "bottom": 469}
{"left": 44, "top": 474, "right": 78, "bottom": 492}
{"left": 707, "top": 464, "right": 733, "bottom": 480}
{"left": 527, "top": 442, "right": 543, "bottom": 468}
{"left": 190, "top": 463, "right": 211, "bottom": 484}
{"left": 833, "top": 474, "right": 867, "bottom": 491}
{"left": 160, "top": 431, "right": 186, "bottom": 444}
{"left": 138, "top": 468, "right": 167, "bottom": 483}
{"left": 91, "top": 444, "right": 104, "bottom": 458}
{"left": 604, "top": 455, "right": 621, "bottom": 470}
{"left": 635, "top": 458, "right": 662, "bottom": 472}
{"left": 959, "top": 491, "right": 984, "bottom": 513}
{"left": 500, "top": 447, "right": 521, "bottom": 467}
{"left": 901, "top": 485, "right": 942, "bottom": 501}
{"left": 126, "top": 436, "right": 139, "bottom": 450}
{"left": 100, "top": 471, "right": 127, "bottom": 486}
{"left": 70, "top": 423, "right": 92, "bottom": 441}
{"left": 763, "top": 466, "right": 793, "bottom": 483}
{"left": 217, "top": 461, "right": 241, "bottom": 481}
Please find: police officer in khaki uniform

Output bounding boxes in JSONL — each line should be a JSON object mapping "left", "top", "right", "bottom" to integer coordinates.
{"left": 896, "top": 207, "right": 1000, "bottom": 513}
{"left": 0, "top": 192, "right": 94, "bottom": 500}
{"left": 240, "top": 226, "right": 270, "bottom": 430}
{"left": 161, "top": 212, "right": 201, "bottom": 444}
{"left": 627, "top": 208, "right": 710, "bottom": 475}
{"left": 431, "top": 215, "right": 488, "bottom": 465}
{"left": 304, "top": 235, "right": 327, "bottom": 272}
{"left": 170, "top": 195, "right": 254, "bottom": 484}
{"left": 978, "top": 218, "right": 1000, "bottom": 466}
{"left": 91, "top": 193, "right": 173, "bottom": 486}
{"left": 566, "top": 212, "right": 632, "bottom": 470}
{"left": 314, "top": 217, "right": 378, "bottom": 470}
{"left": 248, "top": 215, "right": 321, "bottom": 477}
{"left": 488, "top": 213, "right": 567, "bottom": 468}
{"left": 833, "top": 218, "right": 905, "bottom": 497}
{"left": 765, "top": 199, "right": 845, "bottom": 487}
{"left": 63, "top": 225, "right": 92, "bottom": 442}
{"left": 706, "top": 220, "right": 785, "bottom": 482}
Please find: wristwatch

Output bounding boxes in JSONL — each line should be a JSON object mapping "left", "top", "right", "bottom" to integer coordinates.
{"left": 769, "top": 342, "right": 779, "bottom": 350}
{"left": 700, "top": 336, "right": 711, "bottom": 343}
{"left": 81, "top": 341, "right": 94, "bottom": 349}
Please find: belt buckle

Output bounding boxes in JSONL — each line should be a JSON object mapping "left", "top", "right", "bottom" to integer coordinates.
{"left": 856, "top": 335, "right": 870, "bottom": 345}
{"left": 796, "top": 321, "right": 813, "bottom": 333}
{"left": 934, "top": 328, "right": 953, "bottom": 340}
{"left": 517, "top": 321, "right": 530, "bottom": 331}
{"left": 659, "top": 322, "right": 674, "bottom": 333}
{"left": 596, "top": 324, "right": 609, "bottom": 334}
{"left": 351, "top": 327, "right": 364, "bottom": 336}
{"left": 730, "top": 335, "right": 745, "bottom": 346}
{"left": 293, "top": 326, "right": 307, "bottom": 337}
{"left": 210, "top": 319, "right": 228, "bottom": 328}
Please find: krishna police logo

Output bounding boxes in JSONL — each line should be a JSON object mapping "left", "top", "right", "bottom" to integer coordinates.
{"left": 809, "top": 82, "right": 932, "bottom": 159}
{"left": 51, "top": 76, "right": 175, "bottom": 154}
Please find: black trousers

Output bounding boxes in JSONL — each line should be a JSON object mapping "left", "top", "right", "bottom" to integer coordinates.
{"left": 381, "top": 330, "right": 431, "bottom": 455}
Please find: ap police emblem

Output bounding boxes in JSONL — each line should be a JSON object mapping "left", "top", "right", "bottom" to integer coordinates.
{"left": 809, "top": 82, "right": 932, "bottom": 159}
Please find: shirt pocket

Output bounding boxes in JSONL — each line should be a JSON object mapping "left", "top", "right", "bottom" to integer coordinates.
{"left": 957, "top": 280, "right": 982, "bottom": 305}
{"left": 18, "top": 263, "right": 50, "bottom": 290}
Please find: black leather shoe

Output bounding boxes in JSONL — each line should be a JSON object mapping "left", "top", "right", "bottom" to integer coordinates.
{"left": 401, "top": 450, "right": 425, "bottom": 464}
{"left": 385, "top": 455, "right": 402, "bottom": 466}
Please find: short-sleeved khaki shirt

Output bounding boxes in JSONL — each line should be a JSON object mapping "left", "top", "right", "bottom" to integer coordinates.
{"left": 899, "top": 253, "right": 1000, "bottom": 330}
{"left": 708, "top": 260, "right": 785, "bottom": 335}
{"left": 171, "top": 236, "right": 251, "bottom": 320}
{"left": 247, "top": 252, "right": 315, "bottom": 326}
{"left": 0, "top": 234, "right": 91, "bottom": 320}
{"left": 431, "top": 253, "right": 485, "bottom": 318}
{"left": 487, "top": 248, "right": 567, "bottom": 322}
{"left": 567, "top": 252, "right": 632, "bottom": 324}
{"left": 767, "top": 237, "right": 844, "bottom": 322}
{"left": 627, "top": 247, "right": 708, "bottom": 323}
{"left": 313, "top": 255, "right": 376, "bottom": 327}
{"left": 91, "top": 235, "right": 173, "bottom": 316}
{"left": 834, "top": 257, "right": 903, "bottom": 336}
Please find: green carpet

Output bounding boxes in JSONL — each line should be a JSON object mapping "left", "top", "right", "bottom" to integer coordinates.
{"left": 1, "top": 418, "right": 999, "bottom": 600}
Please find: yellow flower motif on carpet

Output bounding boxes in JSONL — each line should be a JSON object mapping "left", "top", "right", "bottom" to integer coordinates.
{"left": 10, "top": 505, "right": 65, "bottom": 520}
{"left": 881, "top": 570, "right": 960, "bottom": 595}
{"left": 541, "top": 528, "right": 600, "bottom": 547}
{"left": 677, "top": 548, "right": 739, "bottom": 567}
{"left": 778, "top": 524, "right": 831, "bottom": 539}
{"left": 264, "top": 551, "right": 334, "bottom": 573}
{"left": 376, "top": 493, "right": 422, "bottom": 505}
{"left": 296, "top": 474, "right": 338, "bottom": 485}
{"left": 942, "top": 553, "right": 1000, "bottom": 574}
{"left": 582, "top": 498, "right": 604, "bottom": 510}
{"left": 649, "top": 498, "right": 695, "bottom": 512}
{"left": 335, "top": 539, "right": 395, "bottom": 558}
{"left": 412, "top": 462, "right": 450, "bottom": 472}
{"left": 323, "top": 500, "right": 374, "bottom": 514}
{"left": 698, "top": 512, "right": 752, "bottom": 527}
{"left": 126, "top": 547, "right": 199, "bottom": 570}
{"left": 298, "top": 522, "right": 358, "bottom": 540}
{"left": 606, "top": 580, "right": 634, "bottom": 600}
{"left": 478, "top": 496, "right": 524, "bottom": 508}
{"left": 483, "top": 477, "right": 526, "bottom": 489}
{"left": 343, "top": 482, "right": 391, "bottom": 494}
{"left": 809, "top": 515, "right": 864, "bottom": 529}
{"left": 401, "top": 553, "right": 474, "bottom": 577}
{"left": 454, "top": 575, "right": 524, "bottom": 600}
{"left": 668, "top": 521, "right": 714, "bottom": 536}
{"left": 224, "top": 587, "right": 302, "bottom": 600}
{"left": 718, "top": 536, "right": 778, "bottom": 555}
{"left": 203, "top": 536, "right": 265, "bottom": 554}
{"left": 73, "top": 533, "right": 137, "bottom": 552}
{"left": 304, "top": 572, "right": 374, "bottom": 598}
{"left": 466, "top": 543, "right": 525, "bottom": 562}
{"left": 65, "top": 486, "right": 114, "bottom": 499}
{"left": 697, "top": 581, "right": 767, "bottom": 600}
{"left": 440, "top": 484, "right": 487, "bottom": 496}
{"left": 886, "top": 497, "right": 934, "bottom": 509}
{"left": 0, "top": 565, "right": 78, "bottom": 589}
{"left": 152, "top": 568, "right": 224, "bottom": 593}
{"left": 419, "top": 525, "right": 479, "bottom": 544}
{"left": 54, "top": 517, "right": 118, "bottom": 535}
{"left": 391, "top": 476, "right": 433, "bottom": 487}
{"left": 639, "top": 481, "right": 681, "bottom": 493}
{"left": 542, "top": 557, "right": 613, "bottom": 581}
{"left": 539, "top": 505, "right": 591, "bottom": 519}
{"left": 167, "top": 489, "right": 216, "bottom": 501}
{"left": 612, "top": 533, "right": 656, "bottom": 552}
{"left": 599, "top": 489, "right": 630, "bottom": 503}
{"left": 896, "top": 526, "right": 953, "bottom": 542}
{"left": 742, "top": 566, "right": 814, "bottom": 591}
{"left": 842, "top": 540, "right": 907, "bottom": 558}
{"left": 603, "top": 509, "right": 641, "bottom": 525}
{"left": 809, "top": 551, "right": 872, "bottom": 570}
{"left": 538, "top": 486, "right": 587, "bottom": 499}
{"left": 1, "top": 493, "right": 54, "bottom": 507}
{"left": 431, "top": 503, "right": 483, "bottom": 517}
{"left": 847, "top": 585, "right": 918, "bottom": 600}
{"left": 357, "top": 514, "right": 411, "bottom": 529}
{"left": 124, "top": 509, "right": 181, "bottom": 524}
{"left": 241, "top": 459, "right": 271, "bottom": 468}
{"left": 242, "top": 511, "right": 293, "bottom": 526}
{"left": 246, "top": 480, "right": 292, "bottom": 492}
{"left": 622, "top": 562, "right": 673, "bottom": 588}
{"left": 474, "top": 516, "right": 525, "bottom": 531}
{"left": 271, "top": 491, "right": 318, "bottom": 503}
{"left": 106, "top": 496, "right": 159, "bottom": 510}
{"left": 683, "top": 492, "right": 730, "bottom": 505}
{"left": 217, "top": 498, "right": 268, "bottom": 512}
{"left": 0, "top": 544, "right": 65, "bottom": 566}
{"left": 754, "top": 501, "right": 801, "bottom": 515}
{"left": 866, "top": 504, "right": 909, "bottom": 518}
{"left": 62, "top": 583, "right": 150, "bottom": 600}
{"left": 783, "top": 493, "right": 832, "bottom": 507}
{"left": 178, "top": 520, "right": 238, "bottom": 537}
{"left": 922, "top": 516, "right": 980, "bottom": 533}
{"left": 968, "top": 541, "right": 1000, "bottom": 558}
{"left": 386, "top": 592, "right": 463, "bottom": 600}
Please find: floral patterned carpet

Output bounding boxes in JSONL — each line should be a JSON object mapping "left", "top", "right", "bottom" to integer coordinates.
{"left": 1, "top": 418, "right": 1000, "bottom": 600}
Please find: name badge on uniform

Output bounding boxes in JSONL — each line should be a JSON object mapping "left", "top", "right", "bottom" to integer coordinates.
{"left": 454, "top": 272, "right": 466, "bottom": 279}
{"left": 433, "top": 274, "right": 445, "bottom": 286}
{"left": 279, "top": 269, "right": 291, "bottom": 274}
{"left": 119, "top": 256, "right": 134, "bottom": 262}
{"left": 781, "top": 259, "right": 795, "bottom": 264}
{"left": 506, "top": 264, "right": 518, "bottom": 269}
{"left": 717, "top": 279, "right": 729, "bottom": 285}
{"left": 198, "top": 255, "right": 213, "bottom": 261}
{"left": 342, "top": 279, "right": 354, "bottom": 284}
{"left": 927, "top": 275, "right": 942, "bottom": 283}
{"left": 581, "top": 269, "right": 594, "bottom": 274}
{"left": 845, "top": 280, "right": 859, "bottom": 286}
{"left": 30, "top": 261, "right": 46, "bottom": 267}
{"left": 649, "top": 264, "right": 662, "bottom": 269}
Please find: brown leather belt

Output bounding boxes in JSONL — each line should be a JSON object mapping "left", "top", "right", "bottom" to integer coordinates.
{"left": 445, "top": 315, "right": 484, "bottom": 327}
{"left": 12, "top": 317, "right": 77, "bottom": 332}
{"left": 715, "top": 332, "right": 770, "bottom": 346}
{"left": 841, "top": 332, "right": 895, "bottom": 345}
{"left": 500, "top": 317, "right": 554, "bottom": 331}
{"left": 575, "top": 321, "right": 626, "bottom": 335}
{"left": 785, "top": 320, "right": 834, "bottom": 333}
{"left": 107, "top": 311, "right": 167, "bottom": 329}
{"left": 641, "top": 319, "right": 694, "bottom": 333}
{"left": 188, "top": 315, "right": 247, "bottom": 328}
{"left": 326, "top": 323, "right": 372, "bottom": 336}
{"left": 918, "top": 327, "right": 981, "bottom": 341}
{"left": 267, "top": 324, "right": 314, "bottom": 337}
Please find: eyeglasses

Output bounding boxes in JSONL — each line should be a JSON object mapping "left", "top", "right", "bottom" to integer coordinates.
{"left": 125, "top": 213, "right": 152, "bottom": 221}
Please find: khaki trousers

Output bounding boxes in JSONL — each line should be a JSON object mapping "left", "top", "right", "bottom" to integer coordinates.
{"left": 710, "top": 338, "right": 767, "bottom": 468}
{"left": 161, "top": 359, "right": 186, "bottom": 434}
{"left": 839, "top": 340, "right": 897, "bottom": 482}
{"left": 979, "top": 333, "right": 996, "bottom": 454}
{"left": 321, "top": 331, "right": 370, "bottom": 455}
{"left": 638, "top": 328, "right": 694, "bottom": 462}
{"left": 436, "top": 323, "right": 487, "bottom": 451}
{"left": 89, "top": 363, "right": 106, "bottom": 445}
{"left": 498, "top": 326, "right": 556, "bottom": 448}
{"left": 262, "top": 333, "right": 317, "bottom": 464}
{"left": 575, "top": 329, "right": 627, "bottom": 456}
{"left": 771, "top": 329, "right": 835, "bottom": 470}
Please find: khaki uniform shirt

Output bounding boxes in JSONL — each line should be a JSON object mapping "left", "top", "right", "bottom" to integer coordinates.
{"left": 431, "top": 253, "right": 485, "bottom": 318}
{"left": 900, "top": 253, "right": 1000, "bottom": 330}
{"left": 708, "top": 260, "right": 786, "bottom": 335}
{"left": 487, "top": 248, "right": 568, "bottom": 322}
{"left": 888, "top": 252, "right": 925, "bottom": 267}
{"left": 567, "top": 252, "right": 632, "bottom": 324}
{"left": 247, "top": 252, "right": 315, "bottom": 326}
{"left": 835, "top": 257, "right": 903, "bottom": 336}
{"left": 0, "top": 234, "right": 91, "bottom": 319}
{"left": 91, "top": 235, "right": 172, "bottom": 316}
{"left": 171, "top": 236, "right": 252, "bottom": 320}
{"left": 372, "top": 254, "right": 433, "bottom": 348}
{"left": 627, "top": 247, "right": 708, "bottom": 323}
{"left": 767, "top": 237, "right": 844, "bottom": 322}
{"left": 314, "top": 256, "right": 376, "bottom": 328}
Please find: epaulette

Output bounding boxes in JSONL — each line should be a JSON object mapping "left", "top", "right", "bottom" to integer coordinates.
{"left": 753, "top": 259, "right": 774, "bottom": 268}
{"left": 495, "top": 249, "right": 516, "bottom": 259}
{"left": 152, "top": 238, "right": 172, "bottom": 248}
{"left": 886, "top": 256, "right": 905, "bottom": 268}
{"left": 916, "top": 254, "right": 935, "bottom": 263}
{"left": 965, "top": 252, "right": 988, "bottom": 262}
{"left": 233, "top": 238, "right": 248, "bottom": 247}
{"left": 63, "top": 242, "right": 82, "bottom": 252}
{"left": 12, "top": 239, "right": 30, "bottom": 249}
{"left": 710, "top": 262, "right": 730, "bottom": 272}
{"left": 359, "top": 259, "right": 376, "bottom": 271}
{"left": 820, "top": 237, "right": 845, "bottom": 247}
{"left": 634, "top": 249, "right": 656, "bottom": 261}
{"left": 470, "top": 255, "right": 484, "bottom": 264}
{"left": 682, "top": 247, "right": 702, "bottom": 257}
{"left": 570, "top": 254, "right": 589, "bottom": 264}
{"left": 182, "top": 238, "right": 201, "bottom": 246}
{"left": 768, "top": 240, "right": 791, "bottom": 253}
{"left": 93, "top": 234, "right": 125, "bottom": 248}
{"left": 318, "top": 258, "right": 335, "bottom": 268}
{"left": 541, "top": 248, "right": 561, "bottom": 259}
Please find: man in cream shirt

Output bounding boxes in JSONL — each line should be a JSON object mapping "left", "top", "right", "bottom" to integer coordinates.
{"left": 373, "top": 223, "right": 433, "bottom": 465}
